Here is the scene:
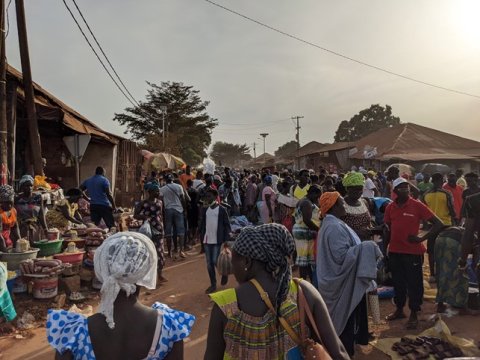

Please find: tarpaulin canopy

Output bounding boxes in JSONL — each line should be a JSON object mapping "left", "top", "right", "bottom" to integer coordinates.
{"left": 141, "top": 150, "right": 186, "bottom": 171}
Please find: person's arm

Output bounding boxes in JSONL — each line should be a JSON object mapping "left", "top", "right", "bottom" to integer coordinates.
{"left": 445, "top": 192, "right": 457, "bottom": 225}
{"left": 0, "top": 222, "right": 7, "bottom": 252}
{"left": 204, "top": 304, "right": 226, "bottom": 360}
{"left": 164, "top": 340, "right": 184, "bottom": 360}
{"left": 383, "top": 205, "right": 392, "bottom": 253}
{"left": 73, "top": 210, "right": 84, "bottom": 224}
{"left": 38, "top": 200, "right": 48, "bottom": 231}
{"left": 300, "top": 281, "right": 351, "bottom": 360}
{"left": 300, "top": 201, "right": 319, "bottom": 232}
{"left": 59, "top": 204, "right": 83, "bottom": 224}
{"left": 265, "top": 193, "right": 273, "bottom": 218}
{"left": 133, "top": 202, "right": 146, "bottom": 220}
{"left": 408, "top": 213, "right": 443, "bottom": 243}
{"left": 103, "top": 179, "right": 116, "bottom": 209}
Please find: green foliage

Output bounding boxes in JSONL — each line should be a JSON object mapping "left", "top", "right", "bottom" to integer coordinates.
{"left": 274, "top": 140, "right": 298, "bottom": 158}
{"left": 334, "top": 104, "right": 401, "bottom": 142}
{"left": 210, "top": 142, "right": 251, "bottom": 167}
{"left": 114, "top": 82, "right": 217, "bottom": 165}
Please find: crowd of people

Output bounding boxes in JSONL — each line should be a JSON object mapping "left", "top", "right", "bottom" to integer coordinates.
{"left": 1, "top": 162, "right": 479, "bottom": 360}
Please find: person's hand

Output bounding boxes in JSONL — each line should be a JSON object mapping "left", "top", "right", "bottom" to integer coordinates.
{"left": 408, "top": 235, "right": 423, "bottom": 243}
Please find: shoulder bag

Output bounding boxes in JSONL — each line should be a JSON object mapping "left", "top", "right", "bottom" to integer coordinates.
{"left": 250, "top": 278, "right": 332, "bottom": 360}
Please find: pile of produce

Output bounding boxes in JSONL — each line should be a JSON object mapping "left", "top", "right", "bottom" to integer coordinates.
{"left": 392, "top": 336, "right": 464, "bottom": 359}
{"left": 126, "top": 216, "right": 142, "bottom": 229}
{"left": 20, "top": 259, "right": 64, "bottom": 276}
{"left": 15, "top": 239, "right": 30, "bottom": 253}
{"left": 85, "top": 228, "right": 107, "bottom": 246}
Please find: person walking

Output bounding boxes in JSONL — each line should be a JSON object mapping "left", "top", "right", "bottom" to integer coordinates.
{"left": 80, "top": 167, "right": 116, "bottom": 229}
{"left": 384, "top": 178, "right": 443, "bottom": 329}
{"left": 443, "top": 173, "right": 464, "bottom": 222}
{"left": 160, "top": 174, "right": 187, "bottom": 260}
{"left": 179, "top": 165, "right": 194, "bottom": 189}
{"left": 199, "top": 188, "right": 231, "bottom": 294}
{"left": 260, "top": 175, "right": 276, "bottom": 224}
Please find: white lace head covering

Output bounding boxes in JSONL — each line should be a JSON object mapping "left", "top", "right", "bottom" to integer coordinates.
{"left": 94, "top": 232, "right": 157, "bottom": 329}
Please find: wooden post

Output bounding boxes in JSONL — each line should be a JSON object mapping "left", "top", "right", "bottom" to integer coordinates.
{"left": 0, "top": 0, "right": 7, "bottom": 185}
{"left": 7, "top": 81, "right": 17, "bottom": 185}
{"left": 15, "top": 0, "right": 43, "bottom": 175}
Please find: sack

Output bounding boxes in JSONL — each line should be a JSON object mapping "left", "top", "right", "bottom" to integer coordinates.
{"left": 138, "top": 220, "right": 152, "bottom": 239}
{"left": 294, "top": 278, "right": 332, "bottom": 360}
{"left": 216, "top": 243, "right": 233, "bottom": 276}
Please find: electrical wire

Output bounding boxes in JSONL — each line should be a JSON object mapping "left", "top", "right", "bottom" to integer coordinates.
{"left": 204, "top": 0, "right": 480, "bottom": 100}
{"left": 70, "top": 0, "right": 140, "bottom": 107}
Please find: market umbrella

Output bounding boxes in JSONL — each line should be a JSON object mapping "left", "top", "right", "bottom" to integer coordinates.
{"left": 420, "top": 163, "right": 451, "bottom": 175}
{"left": 386, "top": 163, "right": 415, "bottom": 177}
{"left": 142, "top": 152, "right": 186, "bottom": 171}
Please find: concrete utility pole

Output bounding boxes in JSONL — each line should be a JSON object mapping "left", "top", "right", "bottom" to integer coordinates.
{"left": 260, "top": 133, "right": 268, "bottom": 167}
{"left": 160, "top": 105, "right": 167, "bottom": 149}
{"left": 252, "top": 142, "right": 257, "bottom": 160}
{"left": 291, "top": 115, "right": 303, "bottom": 170}
{"left": 0, "top": 0, "right": 7, "bottom": 184}
{"left": 16, "top": 0, "right": 43, "bottom": 175}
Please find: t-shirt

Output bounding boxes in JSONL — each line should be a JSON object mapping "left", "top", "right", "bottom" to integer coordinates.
{"left": 423, "top": 189, "right": 454, "bottom": 226}
{"left": 362, "top": 178, "right": 376, "bottom": 198}
{"left": 442, "top": 184, "right": 463, "bottom": 220}
{"left": 417, "top": 182, "right": 434, "bottom": 194}
{"left": 384, "top": 197, "right": 435, "bottom": 255}
{"left": 192, "top": 179, "right": 205, "bottom": 191}
{"left": 204, "top": 206, "right": 219, "bottom": 244}
{"left": 179, "top": 173, "right": 194, "bottom": 189}
{"left": 81, "top": 175, "right": 111, "bottom": 207}
{"left": 463, "top": 192, "right": 480, "bottom": 237}
{"left": 159, "top": 183, "right": 184, "bottom": 212}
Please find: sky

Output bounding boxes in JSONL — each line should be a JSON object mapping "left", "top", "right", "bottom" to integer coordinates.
{"left": 5, "top": 0, "right": 480, "bottom": 157}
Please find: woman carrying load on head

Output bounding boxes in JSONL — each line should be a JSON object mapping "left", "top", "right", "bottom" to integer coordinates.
{"left": 0, "top": 185, "right": 20, "bottom": 252}
{"left": 47, "top": 231, "right": 195, "bottom": 360}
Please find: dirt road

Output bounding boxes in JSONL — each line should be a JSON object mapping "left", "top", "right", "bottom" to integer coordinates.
{"left": 1, "top": 248, "right": 479, "bottom": 359}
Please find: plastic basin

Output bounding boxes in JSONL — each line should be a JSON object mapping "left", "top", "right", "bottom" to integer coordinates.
{"left": 34, "top": 240, "right": 64, "bottom": 257}
{"left": 53, "top": 251, "right": 85, "bottom": 264}
{"left": 0, "top": 248, "right": 40, "bottom": 270}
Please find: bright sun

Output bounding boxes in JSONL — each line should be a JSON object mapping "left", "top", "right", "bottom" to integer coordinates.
{"left": 454, "top": 0, "right": 480, "bottom": 45}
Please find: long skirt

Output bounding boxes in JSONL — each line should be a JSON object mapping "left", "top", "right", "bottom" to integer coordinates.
{"left": 435, "top": 230, "right": 468, "bottom": 308}
{"left": 292, "top": 226, "right": 316, "bottom": 266}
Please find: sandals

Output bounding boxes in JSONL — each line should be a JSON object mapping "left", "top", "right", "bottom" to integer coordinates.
{"left": 386, "top": 310, "right": 407, "bottom": 321}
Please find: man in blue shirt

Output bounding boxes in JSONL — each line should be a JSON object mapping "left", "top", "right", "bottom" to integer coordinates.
{"left": 80, "top": 167, "right": 116, "bottom": 228}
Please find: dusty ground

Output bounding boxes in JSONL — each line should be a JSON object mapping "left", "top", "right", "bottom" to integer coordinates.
{"left": 0, "top": 248, "right": 479, "bottom": 359}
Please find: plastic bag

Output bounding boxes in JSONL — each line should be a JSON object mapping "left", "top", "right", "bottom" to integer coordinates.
{"left": 138, "top": 220, "right": 152, "bottom": 239}
{"left": 217, "top": 243, "right": 233, "bottom": 276}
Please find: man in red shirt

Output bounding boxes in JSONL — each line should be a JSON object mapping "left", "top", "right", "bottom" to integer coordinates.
{"left": 179, "top": 165, "right": 195, "bottom": 189}
{"left": 442, "top": 173, "right": 463, "bottom": 223}
{"left": 384, "top": 178, "right": 443, "bottom": 329}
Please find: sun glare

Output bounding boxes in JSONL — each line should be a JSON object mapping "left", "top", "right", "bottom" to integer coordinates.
{"left": 454, "top": 0, "right": 480, "bottom": 46}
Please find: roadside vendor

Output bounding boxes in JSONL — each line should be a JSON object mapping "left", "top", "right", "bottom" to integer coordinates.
{"left": 46, "top": 188, "right": 85, "bottom": 232}
{"left": 0, "top": 262, "right": 16, "bottom": 323}
{"left": 15, "top": 175, "right": 48, "bottom": 244}
{"left": 0, "top": 185, "right": 20, "bottom": 252}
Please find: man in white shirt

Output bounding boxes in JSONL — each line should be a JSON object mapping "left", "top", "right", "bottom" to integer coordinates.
{"left": 363, "top": 171, "right": 379, "bottom": 198}
{"left": 199, "top": 188, "right": 231, "bottom": 294}
{"left": 159, "top": 174, "right": 187, "bottom": 260}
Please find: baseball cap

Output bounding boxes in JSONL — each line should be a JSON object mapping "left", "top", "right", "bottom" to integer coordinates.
{"left": 392, "top": 177, "right": 408, "bottom": 189}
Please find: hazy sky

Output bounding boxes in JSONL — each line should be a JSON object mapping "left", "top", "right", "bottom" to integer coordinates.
{"left": 6, "top": 0, "right": 480, "bottom": 156}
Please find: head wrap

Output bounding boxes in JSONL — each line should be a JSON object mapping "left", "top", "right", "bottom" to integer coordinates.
{"left": 19, "top": 175, "right": 34, "bottom": 189}
{"left": 264, "top": 175, "right": 273, "bottom": 184}
{"left": 0, "top": 185, "right": 15, "bottom": 203}
{"left": 342, "top": 171, "right": 365, "bottom": 188}
{"left": 414, "top": 173, "right": 424, "bottom": 181}
{"left": 233, "top": 224, "right": 295, "bottom": 314}
{"left": 319, "top": 191, "right": 340, "bottom": 216}
{"left": 367, "top": 170, "right": 376, "bottom": 177}
{"left": 94, "top": 232, "right": 157, "bottom": 329}
{"left": 144, "top": 181, "right": 160, "bottom": 192}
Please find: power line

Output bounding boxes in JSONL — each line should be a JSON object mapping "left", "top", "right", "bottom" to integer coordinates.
{"left": 61, "top": 0, "right": 139, "bottom": 108}
{"left": 220, "top": 118, "right": 291, "bottom": 126}
{"left": 70, "top": 0, "right": 140, "bottom": 107}
{"left": 204, "top": 0, "right": 480, "bottom": 100}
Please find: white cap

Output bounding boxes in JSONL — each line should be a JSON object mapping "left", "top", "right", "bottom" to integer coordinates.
{"left": 392, "top": 177, "right": 408, "bottom": 189}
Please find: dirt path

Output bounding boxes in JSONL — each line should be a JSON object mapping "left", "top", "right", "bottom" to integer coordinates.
{"left": 1, "top": 248, "right": 479, "bottom": 359}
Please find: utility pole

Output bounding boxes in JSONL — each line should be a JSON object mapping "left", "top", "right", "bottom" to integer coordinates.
{"left": 260, "top": 133, "right": 268, "bottom": 168}
{"left": 252, "top": 142, "right": 257, "bottom": 160}
{"left": 291, "top": 115, "right": 304, "bottom": 170}
{"left": 0, "top": 0, "right": 7, "bottom": 185}
{"left": 160, "top": 105, "right": 167, "bottom": 149}
{"left": 16, "top": 0, "right": 43, "bottom": 175}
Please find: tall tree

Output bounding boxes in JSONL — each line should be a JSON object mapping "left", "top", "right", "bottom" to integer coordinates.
{"left": 114, "top": 82, "right": 217, "bottom": 165}
{"left": 334, "top": 104, "right": 401, "bottom": 142}
{"left": 210, "top": 142, "right": 251, "bottom": 167}
{"left": 275, "top": 140, "right": 298, "bottom": 158}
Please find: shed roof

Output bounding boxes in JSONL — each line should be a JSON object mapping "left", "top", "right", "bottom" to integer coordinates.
{"left": 297, "top": 141, "right": 325, "bottom": 157}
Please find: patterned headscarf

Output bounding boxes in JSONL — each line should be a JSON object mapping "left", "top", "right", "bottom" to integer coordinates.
{"left": 94, "top": 232, "right": 157, "bottom": 329}
{"left": 18, "top": 175, "right": 34, "bottom": 189}
{"left": 319, "top": 191, "right": 340, "bottom": 216}
{"left": 233, "top": 223, "right": 295, "bottom": 314}
{"left": 0, "top": 185, "right": 15, "bottom": 203}
{"left": 342, "top": 171, "right": 365, "bottom": 188}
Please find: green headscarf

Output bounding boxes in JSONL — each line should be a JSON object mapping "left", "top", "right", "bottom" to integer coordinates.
{"left": 342, "top": 171, "right": 365, "bottom": 188}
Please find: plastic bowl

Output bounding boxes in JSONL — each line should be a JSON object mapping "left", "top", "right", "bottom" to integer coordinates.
{"left": 34, "top": 239, "right": 64, "bottom": 257}
{"left": 0, "top": 248, "right": 40, "bottom": 270}
{"left": 61, "top": 238, "right": 86, "bottom": 250}
{"left": 54, "top": 251, "right": 85, "bottom": 264}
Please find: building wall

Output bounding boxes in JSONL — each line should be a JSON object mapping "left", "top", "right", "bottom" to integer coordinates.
{"left": 80, "top": 141, "right": 116, "bottom": 189}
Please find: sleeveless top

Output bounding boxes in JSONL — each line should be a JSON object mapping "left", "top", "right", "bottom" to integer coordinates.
{"left": 46, "top": 302, "right": 194, "bottom": 360}
{"left": 210, "top": 281, "right": 302, "bottom": 360}
{"left": 343, "top": 199, "right": 372, "bottom": 240}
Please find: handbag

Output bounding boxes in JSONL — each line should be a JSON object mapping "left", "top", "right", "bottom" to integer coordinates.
{"left": 250, "top": 278, "right": 332, "bottom": 360}
{"left": 216, "top": 243, "right": 233, "bottom": 276}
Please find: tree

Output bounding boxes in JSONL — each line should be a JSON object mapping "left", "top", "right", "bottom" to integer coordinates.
{"left": 210, "top": 142, "right": 251, "bottom": 167}
{"left": 275, "top": 140, "right": 298, "bottom": 158}
{"left": 114, "top": 82, "right": 218, "bottom": 165}
{"left": 334, "top": 104, "right": 401, "bottom": 142}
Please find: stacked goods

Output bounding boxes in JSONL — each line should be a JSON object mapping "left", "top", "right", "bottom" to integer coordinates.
{"left": 20, "top": 258, "right": 64, "bottom": 277}
{"left": 85, "top": 228, "right": 107, "bottom": 246}
{"left": 15, "top": 238, "right": 30, "bottom": 253}
{"left": 54, "top": 242, "right": 85, "bottom": 267}
{"left": 392, "top": 336, "right": 464, "bottom": 359}
{"left": 47, "top": 228, "right": 60, "bottom": 241}
{"left": 126, "top": 216, "right": 142, "bottom": 229}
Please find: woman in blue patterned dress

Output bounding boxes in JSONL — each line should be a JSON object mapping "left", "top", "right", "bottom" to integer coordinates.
{"left": 47, "top": 232, "right": 195, "bottom": 360}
